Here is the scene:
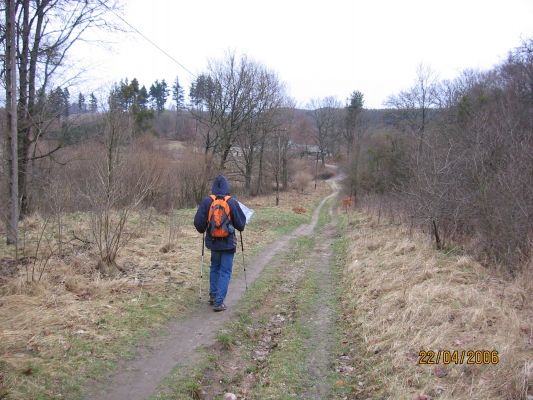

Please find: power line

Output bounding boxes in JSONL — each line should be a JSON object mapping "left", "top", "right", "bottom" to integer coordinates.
{"left": 97, "top": 1, "right": 197, "bottom": 78}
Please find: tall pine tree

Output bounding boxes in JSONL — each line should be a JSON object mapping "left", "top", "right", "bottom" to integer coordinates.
{"left": 172, "top": 76, "right": 185, "bottom": 137}
{"left": 78, "top": 93, "right": 86, "bottom": 113}
{"left": 149, "top": 79, "right": 169, "bottom": 114}
{"left": 172, "top": 76, "right": 184, "bottom": 110}
{"left": 89, "top": 93, "right": 98, "bottom": 113}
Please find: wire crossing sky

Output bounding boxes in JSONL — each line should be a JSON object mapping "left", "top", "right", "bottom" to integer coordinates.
{"left": 72, "top": 0, "right": 533, "bottom": 108}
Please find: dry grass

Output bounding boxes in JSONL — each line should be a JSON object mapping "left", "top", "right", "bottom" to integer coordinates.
{"left": 0, "top": 180, "right": 332, "bottom": 399}
{"left": 241, "top": 178, "right": 331, "bottom": 209}
{"left": 339, "top": 212, "right": 533, "bottom": 400}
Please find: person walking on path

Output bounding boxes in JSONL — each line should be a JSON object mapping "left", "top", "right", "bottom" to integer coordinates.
{"left": 194, "top": 175, "right": 246, "bottom": 312}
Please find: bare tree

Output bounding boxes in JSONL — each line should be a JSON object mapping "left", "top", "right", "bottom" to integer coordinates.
{"left": 366, "top": 41, "right": 533, "bottom": 268}
{"left": 0, "top": 0, "right": 119, "bottom": 220}
{"left": 385, "top": 64, "right": 438, "bottom": 162}
{"left": 84, "top": 106, "right": 157, "bottom": 276}
{"left": 233, "top": 68, "right": 286, "bottom": 193}
{"left": 308, "top": 96, "right": 342, "bottom": 166}
{"left": 190, "top": 52, "right": 286, "bottom": 171}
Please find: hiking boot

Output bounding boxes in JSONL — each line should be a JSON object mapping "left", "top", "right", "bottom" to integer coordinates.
{"left": 209, "top": 295, "right": 215, "bottom": 305}
{"left": 213, "top": 303, "right": 227, "bottom": 312}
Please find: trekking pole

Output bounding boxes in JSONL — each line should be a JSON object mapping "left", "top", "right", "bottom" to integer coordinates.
{"left": 200, "top": 232, "right": 205, "bottom": 299}
{"left": 240, "top": 231, "right": 248, "bottom": 290}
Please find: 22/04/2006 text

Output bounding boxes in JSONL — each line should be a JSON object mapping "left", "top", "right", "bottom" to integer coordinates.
{"left": 418, "top": 350, "right": 499, "bottom": 365}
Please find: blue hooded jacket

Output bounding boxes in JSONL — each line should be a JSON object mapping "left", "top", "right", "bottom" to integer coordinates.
{"left": 194, "top": 175, "right": 246, "bottom": 252}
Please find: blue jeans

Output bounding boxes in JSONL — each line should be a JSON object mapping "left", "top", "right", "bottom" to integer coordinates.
{"left": 209, "top": 250, "right": 235, "bottom": 306}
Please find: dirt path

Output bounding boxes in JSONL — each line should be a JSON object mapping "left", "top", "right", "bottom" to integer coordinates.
{"left": 85, "top": 190, "right": 339, "bottom": 400}
{"left": 173, "top": 195, "right": 341, "bottom": 399}
{"left": 301, "top": 220, "right": 337, "bottom": 399}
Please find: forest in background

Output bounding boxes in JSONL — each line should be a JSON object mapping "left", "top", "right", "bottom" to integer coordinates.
{"left": 0, "top": 0, "right": 531, "bottom": 276}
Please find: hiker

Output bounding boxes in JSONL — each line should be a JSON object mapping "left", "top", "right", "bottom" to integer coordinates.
{"left": 194, "top": 175, "right": 246, "bottom": 312}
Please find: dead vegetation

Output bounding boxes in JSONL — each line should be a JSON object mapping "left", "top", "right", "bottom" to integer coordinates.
{"left": 0, "top": 178, "right": 330, "bottom": 399}
{"left": 337, "top": 211, "right": 533, "bottom": 399}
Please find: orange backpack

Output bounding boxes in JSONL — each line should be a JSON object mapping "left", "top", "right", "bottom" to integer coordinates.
{"left": 207, "top": 195, "right": 233, "bottom": 238}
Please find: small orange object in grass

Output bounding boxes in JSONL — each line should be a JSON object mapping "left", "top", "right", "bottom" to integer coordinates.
{"left": 292, "top": 207, "right": 306, "bottom": 214}
{"left": 341, "top": 196, "right": 353, "bottom": 213}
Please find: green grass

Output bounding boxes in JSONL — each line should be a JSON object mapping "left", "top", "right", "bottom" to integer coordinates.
{"left": 150, "top": 366, "right": 205, "bottom": 400}
{"left": 253, "top": 266, "right": 320, "bottom": 399}
{"left": 248, "top": 206, "right": 310, "bottom": 235}
{"left": 25, "top": 288, "right": 200, "bottom": 400}
{"left": 316, "top": 196, "right": 335, "bottom": 230}
{"left": 216, "top": 331, "right": 234, "bottom": 350}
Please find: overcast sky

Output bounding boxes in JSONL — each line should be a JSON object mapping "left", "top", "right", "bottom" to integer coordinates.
{"left": 71, "top": 0, "right": 533, "bottom": 109}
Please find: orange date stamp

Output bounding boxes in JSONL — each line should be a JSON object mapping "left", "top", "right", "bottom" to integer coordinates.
{"left": 418, "top": 350, "right": 499, "bottom": 365}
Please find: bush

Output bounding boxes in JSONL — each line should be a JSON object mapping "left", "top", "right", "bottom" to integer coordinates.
{"left": 293, "top": 171, "right": 312, "bottom": 193}
{"left": 318, "top": 167, "right": 335, "bottom": 180}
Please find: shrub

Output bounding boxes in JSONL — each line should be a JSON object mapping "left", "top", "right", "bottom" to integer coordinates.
{"left": 293, "top": 171, "right": 312, "bottom": 193}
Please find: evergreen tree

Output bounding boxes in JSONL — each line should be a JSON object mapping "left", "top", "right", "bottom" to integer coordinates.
{"left": 138, "top": 85, "right": 149, "bottom": 109}
{"left": 149, "top": 79, "right": 169, "bottom": 114}
{"left": 108, "top": 78, "right": 154, "bottom": 133}
{"left": 62, "top": 88, "right": 70, "bottom": 117}
{"left": 48, "top": 87, "right": 66, "bottom": 119}
{"left": 78, "top": 92, "right": 86, "bottom": 113}
{"left": 89, "top": 92, "right": 98, "bottom": 113}
{"left": 172, "top": 76, "right": 185, "bottom": 137}
{"left": 172, "top": 76, "right": 185, "bottom": 110}
{"left": 134, "top": 85, "right": 153, "bottom": 131}
{"left": 189, "top": 74, "right": 214, "bottom": 109}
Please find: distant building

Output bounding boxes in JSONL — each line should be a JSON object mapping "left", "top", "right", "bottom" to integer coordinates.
{"left": 229, "top": 146, "right": 243, "bottom": 157}
{"left": 290, "top": 142, "right": 320, "bottom": 158}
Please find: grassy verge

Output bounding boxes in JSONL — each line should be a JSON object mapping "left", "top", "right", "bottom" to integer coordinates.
{"left": 333, "top": 210, "right": 533, "bottom": 400}
{"left": 0, "top": 182, "right": 332, "bottom": 400}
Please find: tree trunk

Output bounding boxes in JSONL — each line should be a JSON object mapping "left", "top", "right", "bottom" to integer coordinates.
{"left": 5, "top": 0, "right": 19, "bottom": 245}
{"left": 281, "top": 151, "right": 288, "bottom": 190}
{"left": 314, "top": 153, "right": 319, "bottom": 190}
{"left": 255, "top": 136, "right": 266, "bottom": 195}
{"left": 243, "top": 142, "right": 254, "bottom": 194}
{"left": 220, "top": 144, "right": 231, "bottom": 170}
{"left": 244, "top": 162, "right": 252, "bottom": 193}
{"left": 18, "top": 145, "right": 30, "bottom": 217}
{"left": 432, "top": 219, "right": 442, "bottom": 250}
{"left": 276, "top": 134, "right": 280, "bottom": 205}
{"left": 17, "top": 0, "right": 43, "bottom": 217}
{"left": 175, "top": 109, "right": 180, "bottom": 138}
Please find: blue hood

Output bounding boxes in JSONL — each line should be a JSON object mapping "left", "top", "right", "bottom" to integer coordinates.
{"left": 211, "top": 175, "right": 230, "bottom": 196}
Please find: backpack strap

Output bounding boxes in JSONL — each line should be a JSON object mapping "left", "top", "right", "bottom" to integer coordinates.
{"left": 224, "top": 196, "right": 232, "bottom": 221}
